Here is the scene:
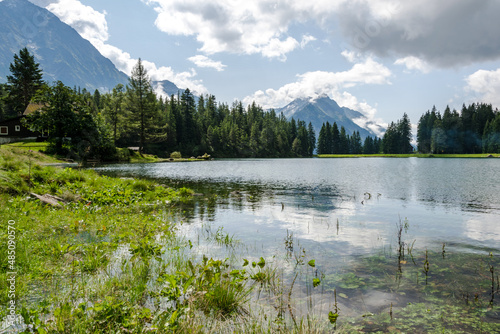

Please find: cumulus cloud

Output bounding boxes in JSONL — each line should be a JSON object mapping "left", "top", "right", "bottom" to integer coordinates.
{"left": 465, "top": 68, "right": 500, "bottom": 108}
{"left": 244, "top": 58, "right": 391, "bottom": 108}
{"left": 243, "top": 57, "right": 391, "bottom": 135}
{"left": 300, "top": 34, "right": 317, "bottom": 48}
{"left": 46, "top": 0, "right": 109, "bottom": 42}
{"left": 144, "top": 0, "right": 500, "bottom": 67}
{"left": 394, "top": 56, "right": 431, "bottom": 73}
{"left": 30, "top": 0, "right": 207, "bottom": 94}
{"left": 188, "top": 55, "right": 227, "bottom": 71}
{"left": 144, "top": 0, "right": 337, "bottom": 60}
{"left": 336, "top": 0, "right": 500, "bottom": 67}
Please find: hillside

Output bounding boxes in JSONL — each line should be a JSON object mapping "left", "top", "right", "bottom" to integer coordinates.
{"left": 0, "top": 0, "right": 128, "bottom": 91}
{"left": 276, "top": 95, "right": 383, "bottom": 138}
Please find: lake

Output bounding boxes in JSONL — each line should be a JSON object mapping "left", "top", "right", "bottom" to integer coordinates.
{"left": 95, "top": 158, "right": 500, "bottom": 331}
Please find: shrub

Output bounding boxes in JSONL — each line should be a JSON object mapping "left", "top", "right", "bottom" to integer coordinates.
{"left": 170, "top": 151, "right": 182, "bottom": 159}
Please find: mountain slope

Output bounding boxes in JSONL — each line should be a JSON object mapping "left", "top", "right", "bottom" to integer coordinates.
{"left": 0, "top": 0, "right": 128, "bottom": 91}
{"left": 153, "top": 80, "right": 185, "bottom": 97}
{"left": 276, "top": 95, "right": 382, "bottom": 138}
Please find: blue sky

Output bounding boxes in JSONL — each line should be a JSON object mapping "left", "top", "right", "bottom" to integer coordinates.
{"left": 25, "top": 0, "right": 500, "bottom": 132}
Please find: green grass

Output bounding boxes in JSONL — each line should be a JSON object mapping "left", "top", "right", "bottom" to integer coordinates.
{"left": 0, "top": 146, "right": 335, "bottom": 333}
{"left": 1, "top": 140, "right": 50, "bottom": 152}
{"left": 317, "top": 153, "right": 500, "bottom": 158}
{"left": 2, "top": 146, "right": 498, "bottom": 333}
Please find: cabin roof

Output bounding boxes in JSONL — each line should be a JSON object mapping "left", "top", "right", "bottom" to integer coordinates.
{"left": 23, "top": 103, "right": 45, "bottom": 116}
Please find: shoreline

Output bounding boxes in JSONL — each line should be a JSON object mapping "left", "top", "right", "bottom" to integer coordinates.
{"left": 316, "top": 153, "right": 500, "bottom": 158}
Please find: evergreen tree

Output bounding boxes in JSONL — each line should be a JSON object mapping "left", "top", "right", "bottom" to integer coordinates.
{"left": 180, "top": 88, "right": 197, "bottom": 148}
{"left": 103, "top": 84, "right": 125, "bottom": 144}
{"left": 307, "top": 122, "right": 316, "bottom": 156}
{"left": 397, "top": 113, "right": 413, "bottom": 154}
{"left": 325, "top": 122, "right": 332, "bottom": 154}
{"left": 339, "top": 126, "right": 349, "bottom": 154}
{"left": 331, "top": 122, "right": 340, "bottom": 154}
{"left": 6, "top": 48, "right": 44, "bottom": 116}
{"left": 126, "top": 59, "right": 164, "bottom": 153}
{"left": 26, "top": 82, "right": 114, "bottom": 159}
{"left": 317, "top": 124, "right": 328, "bottom": 154}
{"left": 353, "top": 131, "right": 363, "bottom": 154}
{"left": 0, "top": 84, "right": 7, "bottom": 121}
{"left": 483, "top": 113, "right": 500, "bottom": 153}
{"left": 363, "top": 136, "right": 375, "bottom": 154}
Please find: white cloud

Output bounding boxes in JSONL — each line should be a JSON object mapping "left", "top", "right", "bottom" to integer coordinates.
{"left": 465, "top": 68, "right": 500, "bottom": 108}
{"left": 145, "top": 0, "right": 500, "bottom": 67}
{"left": 244, "top": 57, "right": 391, "bottom": 108}
{"left": 336, "top": 0, "right": 500, "bottom": 67}
{"left": 261, "top": 37, "right": 299, "bottom": 61}
{"left": 300, "top": 34, "right": 317, "bottom": 48}
{"left": 145, "top": 0, "right": 340, "bottom": 60}
{"left": 36, "top": 0, "right": 207, "bottom": 95}
{"left": 243, "top": 57, "right": 391, "bottom": 135}
{"left": 394, "top": 56, "right": 431, "bottom": 73}
{"left": 188, "top": 55, "right": 227, "bottom": 71}
{"left": 46, "top": 0, "right": 108, "bottom": 42}
{"left": 341, "top": 50, "right": 361, "bottom": 63}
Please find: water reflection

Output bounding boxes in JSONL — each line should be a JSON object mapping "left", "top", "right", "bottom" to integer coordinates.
{"left": 93, "top": 159, "right": 500, "bottom": 324}
{"left": 95, "top": 158, "right": 500, "bottom": 255}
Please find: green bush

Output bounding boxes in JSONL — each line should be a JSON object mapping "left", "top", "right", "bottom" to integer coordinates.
{"left": 170, "top": 151, "right": 182, "bottom": 159}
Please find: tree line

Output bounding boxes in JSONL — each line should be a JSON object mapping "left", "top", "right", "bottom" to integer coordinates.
{"left": 1, "top": 49, "right": 317, "bottom": 160}
{"left": 417, "top": 103, "right": 500, "bottom": 154}
{"left": 316, "top": 113, "right": 412, "bottom": 155}
{"left": 3, "top": 48, "right": 500, "bottom": 159}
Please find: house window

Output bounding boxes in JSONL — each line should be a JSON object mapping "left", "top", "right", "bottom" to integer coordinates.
{"left": 0, "top": 126, "right": 8, "bottom": 135}
{"left": 15, "top": 125, "right": 21, "bottom": 132}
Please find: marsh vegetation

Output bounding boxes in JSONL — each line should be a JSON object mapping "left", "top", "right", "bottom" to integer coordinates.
{"left": 1, "top": 148, "right": 500, "bottom": 332}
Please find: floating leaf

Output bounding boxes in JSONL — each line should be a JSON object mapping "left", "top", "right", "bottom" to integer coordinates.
{"left": 328, "top": 311, "right": 338, "bottom": 324}
{"left": 257, "top": 257, "right": 266, "bottom": 268}
{"left": 338, "top": 293, "right": 348, "bottom": 299}
{"left": 308, "top": 259, "right": 316, "bottom": 267}
{"left": 243, "top": 259, "right": 249, "bottom": 267}
{"left": 313, "top": 278, "right": 321, "bottom": 287}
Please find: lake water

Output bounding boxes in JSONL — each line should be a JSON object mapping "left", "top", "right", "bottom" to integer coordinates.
{"left": 95, "top": 158, "right": 500, "bottom": 329}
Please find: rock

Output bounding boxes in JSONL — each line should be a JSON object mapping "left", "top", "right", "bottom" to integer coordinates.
{"left": 30, "top": 193, "right": 63, "bottom": 207}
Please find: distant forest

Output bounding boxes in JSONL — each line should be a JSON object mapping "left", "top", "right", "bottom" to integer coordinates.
{"left": 2, "top": 48, "right": 500, "bottom": 160}
{"left": 417, "top": 103, "right": 500, "bottom": 154}
{"left": 316, "top": 113, "right": 412, "bottom": 155}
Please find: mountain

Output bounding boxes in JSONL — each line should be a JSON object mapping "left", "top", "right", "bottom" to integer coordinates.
{"left": 0, "top": 0, "right": 128, "bottom": 91}
{"left": 276, "top": 95, "right": 383, "bottom": 138}
{"left": 153, "top": 80, "right": 186, "bottom": 97}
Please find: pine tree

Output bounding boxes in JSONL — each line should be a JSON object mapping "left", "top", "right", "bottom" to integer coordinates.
{"left": 307, "top": 122, "right": 316, "bottom": 156}
{"left": 6, "top": 48, "right": 44, "bottom": 116}
{"left": 325, "top": 122, "right": 332, "bottom": 154}
{"left": 103, "top": 84, "right": 125, "bottom": 144}
{"left": 397, "top": 113, "right": 412, "bottom": 153}
{"left": 339, "top": 126, "right": 349, "bottom": 154}
{"left": 331, "top": 122, "right": 340, "bottom": 154}
{"left": 126, "top": 59, "right": 162, "bottom": 153}
{"left": 317, "top": 124, "right": 327, "bottom": 154}
{"left": 0, "top": 84, "right": 8, "bottom": 121}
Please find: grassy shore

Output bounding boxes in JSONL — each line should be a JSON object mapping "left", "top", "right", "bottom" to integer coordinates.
{"left": 2, "top": 144, "right": 498, "bottom": 333}
{"left": 317, "top": 153, "right": 500, "bottom": 158}
{"left": 1, "top": 141, "right": 206, "bottom": 164}
{"left": 0, "top": 144, "right": 337, "bottom": 333}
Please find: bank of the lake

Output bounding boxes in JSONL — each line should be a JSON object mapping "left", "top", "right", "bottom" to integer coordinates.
{"left": 96, "top": 158, "right": 500, "bottom": 333}
{"left": 0, "top": 146, "right": 337, "bottom": 333}
{"left": 1, "top": 148, "right": 500, "bottom": 333}
{"left": 317, "top": 153, "right": 500, "bottom": 158}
